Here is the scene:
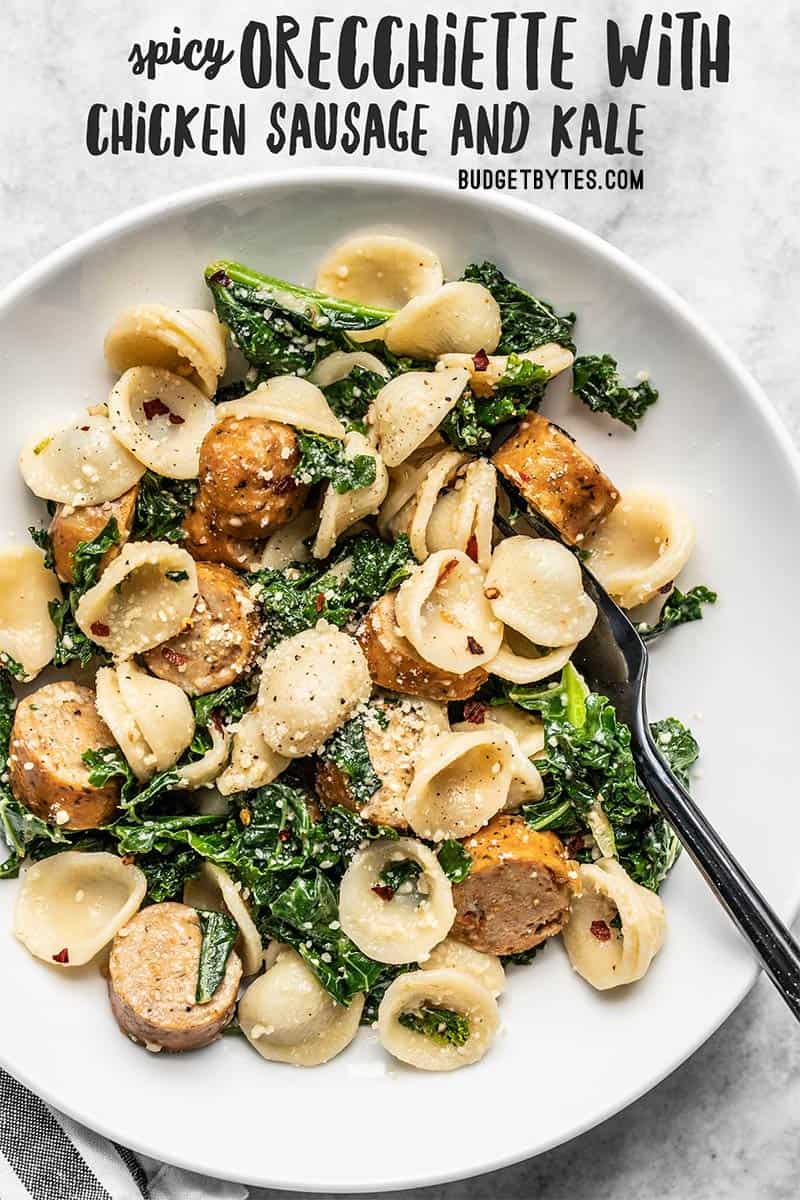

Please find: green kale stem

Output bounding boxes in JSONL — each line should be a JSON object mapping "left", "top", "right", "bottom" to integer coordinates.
{"left": 204, "top": 260, "right": 394, "bottom": 327}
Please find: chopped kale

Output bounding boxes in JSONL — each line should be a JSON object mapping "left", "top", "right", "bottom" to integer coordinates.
{"left": 650, "top": 718, "right": 700, "bottom": 790}
{"left": 132, "top": 470, "right": 198, "bottom": 542}
{"left": 28, "top": 524, "right": 54, "bottom": 569}
{"left": 323, "top": 366, "right": 386, "bottom": 431}
{"left": 195, "top": 908, "right": 239, "bottom": 1002}
{"left": 0, "top": 654, "right": 26, "bottom": 682}
{"left": 501, "top": 944, "right": 545, "bottom": 967}
{"left": 638, "top": 585, "right": 718, "bottom": 643}
{"left": 360, "top": 963, "right": 410, "bottom": 1025}
{"left": 294, "top": 431, "right": 377, "bottom": 494}
{"left": 377, "top": 858, "right": 422, "bottom": 897}
{"left": 190, "top": 682, "right": 255, "bottom": 755}
{"left": 320, "top": 805, "right": 399, "bottom": 864}
{"left": 318, "top": 711, "right": 386, "bottom": 807}
{"left": 441, "top": 354, "right": 551, "bottom": 453}
{"left": 462, "top": 262, "right": 575, "bottom": 353}
{"left": 437, "top": 839, "right": 472, "bottom": 883}
{"left": 398, "top": 1004, "right": 471, "bottom": 1047}
{"left": 136, "top": 847, "right": 201, "bottom": 903}
{"left": 48, "top": 518, "right": 120, "bottom": 669}
{"left": 572, "top": 354, "right": 658, "bottom": 430}
{"left": 82, "top": 747, "right": 180, "bottom": 817}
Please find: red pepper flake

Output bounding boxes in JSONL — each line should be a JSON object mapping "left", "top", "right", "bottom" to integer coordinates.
{"left": 472, "top": 348, "right": 490, "bottom": 371}
{"left": 52, "top": 948, "right": 69, "bottom": 964}
{"left": 121, "top": 854, "right": 136, "bottom": 866}
{"left": 143, "top": 397, "right": 171, "bottom": 420}
{"left": 90, "top": 622, "right": 110, "bottom": 638}
{"left": 590, "top": 920, "right": 612, "bottom": 942}
{"left": 436, "top": 557, "right": 460, "bottom": 588}
{"left": 518, "top": 471, "right": 532, "bottom": 484}
{"left": 80, "top": 425, "right": 90, "bottom": 432}
{"left": 465, "top": 533, "right": 478, "bottom": 562}
{"left": 565, "top": 836, "right": 585, "bottom": 858}
{"left": 272, "top": 476, "right": 298, "bottom": 494}
{"left": 162, "top": 646, "right": 188, "bottom": 667}
{"left": 240, "top": 808, "right": 252, "bottom": 826}
{"left": 277, "top": 828, "right": 292, "bottom": 842}
{"left": 466, "top": 636, "right": 484, "bottom": 655}
{"left": 371, "top": 884, "right": 395, "bottom": 902}
{"left": 659, "top": 579, "right": 675, "bottom": 595}
{"left": 463, "top": 700, "right": 486, "bottom": 724}
{"left": 484, "top": 586, "right": 501, "bottom": 600}
{"left": 168, "top": 413, "right": 185, "bottom": 426}
{"left": 208, "top": 269, "right": 232, "bottom": 287}
{"left": 314, "top": 592, "right": 325, "bottom": 613}
{"left": 211, "top": 711, "right": 225, "bottom": 733}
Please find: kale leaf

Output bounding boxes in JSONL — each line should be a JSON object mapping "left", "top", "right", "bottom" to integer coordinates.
{"left": 28, "top": 524, "right": 54, "bottom": 569}
{"left": 377, "top": 858, "right": 422, "bottom": 896}
{"left": 195, "top": 908, "right": 239, "bottom": 1002}
{"left": 437, "top": 839, "right": 472, "bottom": 883}
{"left": 638, "top": 585, "right": 718, "bottom": 643}
{"left": 82, "top": 747, "right": 180, "bottom": 817}
{"left": 462, "top": 262, "right": 575, "bottom": 353}
{"left": 136, "top": 847, "right": 202, "bottom": 903}
{"left": 650, "top": 718, "right": 700, "bottom": 789}
{"left": 572, "top": 354, "right": 658, "bottom": 430}
{"left": 133, "top": 471, "right": 198, "bottom": 542}
{"left": 318, "top": 711, "right": 386, "bottom": 807}
{"left": 441, "top": 355, "right": 551, "bottom": 453}
{"left": 398, "top": 1005, "right": 471, "bottom": 1047}
{"left": 294, "top": 432, "right": 377, "bottom": 494}
{"left": 323, "top": 366, "right": 387, "bottom": 431}
{"left": 190, "top": 682, "right": 255, "bottom": 755}
{"left": 48, "top": 518, "right": 120, "bottom": 669}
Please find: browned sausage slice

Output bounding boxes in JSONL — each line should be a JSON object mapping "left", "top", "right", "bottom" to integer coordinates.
{"left": 197, "top": 416, "right": 309, "bottom": 539}
{"left": 181, "top": 497, "right": 262, "bottom": 572}
{"left": 452, "top": 815, "right": 577, "bottom": 956}
{"left": 357, "top": 591, "right": 487, "bottom": 703}
{"left": 8, "top": 682, "right": 119, "bottom": 829}
{"left": 492, "top": 412, "right": 619, "bottom": 544}
{"left": 108, "top": 902, "right": 242, "bottom": 1051}
{"left": 142, "top": 562, "right": 259, "bottom": 695}
{"left": 49, "top": 485, "right": 138, "bottom": 584}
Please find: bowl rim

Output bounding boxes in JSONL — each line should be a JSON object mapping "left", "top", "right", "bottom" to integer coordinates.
{"left": 1, "top": 165, "right": 799, "bottom": 1191}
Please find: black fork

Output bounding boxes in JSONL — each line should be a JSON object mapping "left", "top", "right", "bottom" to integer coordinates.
{"left": 494, "top": 498, "right": 800, "bottom": 1020}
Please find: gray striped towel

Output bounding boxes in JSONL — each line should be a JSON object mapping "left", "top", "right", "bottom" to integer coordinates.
{"left": 0, "top": 1070, "right": 248, "bottom": 1200}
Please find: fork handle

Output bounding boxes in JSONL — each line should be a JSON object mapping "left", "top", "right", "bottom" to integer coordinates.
{"left": 634, "top": 723, "right": 800, "bottom": 1021}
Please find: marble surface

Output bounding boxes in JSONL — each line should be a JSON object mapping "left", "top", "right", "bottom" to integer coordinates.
{"left": 1, "top": 0, "right": 799, "bottom": 1196}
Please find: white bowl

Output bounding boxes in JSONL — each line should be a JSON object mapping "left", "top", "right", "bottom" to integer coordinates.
{"left": 1, "top": 169, "right": 799, "bottom": 1193}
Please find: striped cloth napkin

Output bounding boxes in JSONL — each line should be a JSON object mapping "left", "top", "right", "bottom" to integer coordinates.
{"left": 0, "top": 1070, "right": 247, "bottom": 1200}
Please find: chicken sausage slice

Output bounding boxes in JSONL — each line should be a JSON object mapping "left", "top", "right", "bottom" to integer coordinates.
{"left": 8, "top": 682, "right": 119, "bottom": 829}
{"left": 197, "top": 415, "right": 309, "bottom": 539}
{"left": 142, "top": 562, "right": 259, "bottom": 695}
{"left": 181, "top": 498, "right": 263, "bottom": 572}
{"left": 108, "top": 902, "right": 242, "bottom": 1052}
{"left": 49, "top": 485, "right": 139, "bottom": 585}
{"left": 452, "top": 815, "right": 578, "bottom": 956}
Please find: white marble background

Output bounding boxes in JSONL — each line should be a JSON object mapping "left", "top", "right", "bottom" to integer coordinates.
{"left": 1, "top": 0, "right": 799, "bottom": 1196}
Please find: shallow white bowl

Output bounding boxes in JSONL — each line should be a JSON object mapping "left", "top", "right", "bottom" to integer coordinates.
{"left": 1, "top": 169, "right": 799, "bottom": 1193}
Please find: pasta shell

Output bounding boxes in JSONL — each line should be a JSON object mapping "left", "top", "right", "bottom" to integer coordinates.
{"left": 104, "top": 304, "right": 226, "bottom": 398}
{"left": 316, "top": 234, "right": 444, "bottom": 310}
{"left": 176, "top": 722, "right": 231, "bottom": 790}
{"left": 377, "top": 967, "right": 499, "bottom": 1071}
{"left": 487, "top": 633, "right": 576, "bottom": 685}
{"left": 215, "top": 376, "right": 345, "bottom": 439}
{"left": 183, "top": 862, "right": 262, "bottom": 976}
{"left": 478, "top": 704, "right": 545, "bottom": 759}
{"left": 562, "top": 858, "right": 666, "bottom": 990}
{"left": 308, "top": 350, "right": 390, "bottom": 388}
{"left": 258, "top": 627, "right": 371, "bottom": 757}
{"left": 95, "top": 667, "right": 152, "bottom": 781}
{"left": 116, "top": 660, "right": 195, "bottom": 773}
{"left": 14, "top": 852, "right": 146, "bottom": 967}
{"left": 108, "top": 367, "right": 216, "bottom": 479}
{"left": 426, "top": 460, "right": 497, "bottom": 570}
{"left": 371, "top": 369, "right": 469, "bottom": 467}
{"left": 389, "top": 451, "right": 470, "bottom": 561}
{"left": 239, "top": 947, "right": 364, "bottom": 1066}
{"left": 259, "top": 510, "right": 317, "bottom": 569}
{"left": 312, "top": 433, "right": 389, "bottom": 559}
{"left": 582, "top": 489, "right": 696, "bottom": 609}
{"left": 216, "top": 707, "right": 289, "bottom": 796}
{"left": 0, "top": 545, "right": 61, "bottom": 679}
{"left": 19, "top": 414, "right": 145, "bottom": 507}
{"left": 438, "top": 343, "right": 574, "bottom": 398}
{"left": 485, "top": 537, "right": 597, "bottom": 647}
{"left": 384, "top": 282, "right": 501, "bottom": 360}
{"left": 75, "top": 541, "right": 198, "bottom": 660}
{"left": 419, "top": 937, "right": 506, "bottom": 998}
{"left": 338, "top": 838, "right": 455, "bottom": 964}
{"left": 378, "top": 446, "right": 464, "bottom": 536}
{"left": 451, "top": 720, "right": 543, "bottom": 808}
{"left": 395, "top": 550, "right": 503, "bottom": 673}
{"left": 404, "top": 729, "right": 514, "bottom": 840}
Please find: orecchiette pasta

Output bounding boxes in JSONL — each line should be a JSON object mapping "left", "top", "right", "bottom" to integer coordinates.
{"left": 104, "top": 303, "right": 226, "bottom": 398}
{"left": 313, "top": 433, "right": 389, "bottom": 559}
{"left": 378, "top": 445, "right": 463, "bottom": 537}
{"left": 425, "top": 459, "right": 497, "bottom": 570}
{"left": 370, "top": 368, "right": 469, "bottom": 467}
{"left": 384, "top": 282, "right": 502, "bottom": 360}
{"left": 308, "top": 349, "right": 390, "bottom": 388}
{"left": 175, "top": 722, "right": 231, "bottom": 790}
{"left": 215, "top": 376, "right": 345, "bottom": 439}
{"left": 562, "top": 858, "right": 666, "bottom": 989}
{"left": 258, "top": 510, "right": 317, "bottom": 569}
{"left": 315, "top": 233, "right": 444, "bottom": 309}
{"left": 183, "top": 862, "right": 263, "bottom": 976}
{"left": 14, "top": 852, "right": 146, "bottom": 967}
{"left": 239, "top": 947, "right": 364, "bottom": 1066}
{"left": 478, "top": 704, "right": 545, "bottom": 759}
{"left": 216, "top": 708, "right": 289, "bottom": 796}
{"left": 387, "top": 450, "right": 470, "bottom": 561}
{"left": 96, "top": 660, "right": 195, "bottom": 780}
{"left": 485, "top": 537, "right": 597, "bottom": 647}
{"left": 258, "top": 627, "right": 372, "bottom": 757}
{"left": 0, "top": 546, "right": 61, "bottom": 678}
{"left": 582, "top": 489, "right": 696, "bottom": 609}
{"left": 487, "top": 631, "right": 577, "bottom": 685}
{"left": 19, "top": 414, "right": 145, "bottom": 507}
{"left": 108, "top": 367, "right": 216, "bottom": 479}
{"left": 75, "top": 541, "right": 198, "bottom": 659}
{"left": 377, "top": 968, "right": 500, "bottom": 1071}
{"left": 338, "top": 838, "right": 455, "bottom": 964}
{"left": 437, "top": 342, "right": 574, "bottom": 397}
{"left": 420, "top": 937, "right": 506, "bottom": 999}
{"left": 395, "top": 550, "right": 503, "bottom": 672}
{"left": 404, "top": 728, "right": 515, "bottom": 840}
{"left": 451, "top": 720, "right": 543, "bottom": 808}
